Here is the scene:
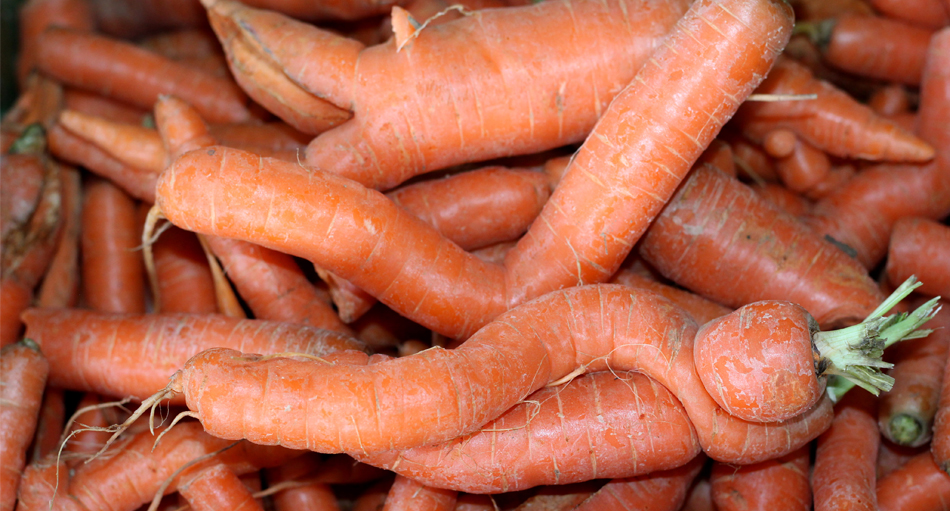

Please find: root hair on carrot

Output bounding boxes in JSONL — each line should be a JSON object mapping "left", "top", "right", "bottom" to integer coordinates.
{"left": 146, "top": 441, "right": 240, "bottom": 511}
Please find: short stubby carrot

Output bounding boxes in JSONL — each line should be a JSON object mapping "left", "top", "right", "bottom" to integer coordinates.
{"left": 352, "top": 371, "right": 701, "bottom": 493}
{"left": 22, "top": 308, "right": 366, "bottom": 401}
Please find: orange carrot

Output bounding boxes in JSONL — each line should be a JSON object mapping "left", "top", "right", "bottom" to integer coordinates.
{"left": 608, "top": 269, "right": 731, "bottom": 325}
{"left": 572, "top": 455, "right": 705, "bottom": 511}
{"left": 721, "top": 130, "right": 779, "bottom": 183}
{"left": 35, "top": 27, "right": 253, "bottom": 123}
{"left": 352, "top": 371, "right": 700, "bottom": 493}
{"left": 867, "top": 0, "right": 950, "bottom": 30}
{"left": 61, "top": 392, "right": 116, "bottom": 459}
{"left": 22, "top": 308, "right": 365, "bottom": 401}
{"left": 149, "top": 225, "right": 218, "bottom": 314}
{"left": 751, "top": 182, "right": 813, "bottom": 216}
{"left": 877, "top": 452, "right": 950, "bottom": 511}
{"left": 788, "top": 0, "right": 874, "bottom": 20}
{"left": 803, "top": 163, "right": 854, "bottom": 201}
{"left": 0, "top": 339, "right": 49, "bottom": 511}
{"left": 59, "top": 109, "right": 165, "bottom": 172}
{"left": 178, "top": 463, "right": 265, "bottom": 511}
{"left": 353, "top": 479, "right": 394, "bottom": 511}
{"left": 812, "top": 390, "right": 880, "bottom": 511}
{"left": 710, "top": 446, "right": 810, "bottom": 511}
{"left": 877, "top": 439, "right": 927, "bottom": 479}
{"left": 695, "top": 139, "right": 736, "bottom": 177}
{"left": 681, "top": 478, "right": 713, "bottom": 511}
{"left": 934, "top": 338, "right": 950, "bottom": 474}
{"left": 773, "top": 137, "right": 831, "bottom": 193}
{"left": 869, "top": 84, "right": 912, "bottom": 117}
{"left": 16, "top": 0, "right": 95, "bottom": 86}
{"left": 887, "top": 217, "right": 950, "bottom": 299}
{"left": 266, "top": 458, "right": 340, "bottom": 511}
{"left": 383, "top": 475, "right": 457, "bottom": 511}
{"left": 80, "top": 176, "right": 146, "bottom": 313}
{"left": 734, "top": 56, "right": 934, "bottom": 162}
{"left": 36, "top": 166, "right": 81, "bottom": 309}
{"left": 639, "top": 165, "right": 884, "bottom": 329}
{"left": 762, "top": 129, "right": 797, "bottom": 159}
{"left": 89, "top": 0, "right": 207, "bottom": 38}
{"left": 138, "top": 28, "right": 223, "bottom": 61}
{"left": 63, "top": 88, "right": 149, "bottom": 125}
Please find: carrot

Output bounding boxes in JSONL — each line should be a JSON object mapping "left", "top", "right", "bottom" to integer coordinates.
{"left": 773, "top": 137, "right": 831, "bottom": 193}
{"left": 710, "top": 446, "right": 810, "bottom": 511}
{"left": 638, "top": 165, "right": 884, "bottom": 329}
{"left": 878, "top": 300, "right": 949, "bottom": 447}
{"left": 608, "top": 270, "right": 731, "bottom": 325}
{"left": 887, "top": 218, "right": 950, "bottom": 299}
{"left": 805, "top": 27, "right": 950, "bottom": 269}
{"left": 59, "top": 109, "right": 165, "bottom": 172}
{"left": 572, "top": 454, "right": 705, "bottom": 511}
{"left": 63, "top": 88, "right": 149, "bottom": 125}
{"left": 16, "top": 0, "right": 95, "bottom": 86}
{"left": 28, "top": 387, "right": 66, "bottom": 464}
{"left": 138, "top": 28, "right": 223, "bottom": 61}
{"left": 89, "top": 0, "right": 207, "bottom": 38}
{"left": 22, "top": 308, "right": 365, "bottom": 402}
{"left": 803, "top": 163, "right": 854, "bottom": 201}
{"left": 812, "top": 389, "right": 880, "bottom": 511}
{"left": 36, "top": 166, "right": 81, "bottom": 309}
{"left": 869, "top": 84, "right": 912, "bottom": 117}
{"left": 877, "top": 439, "right": 928, "bottom": 479}
{"left": 751, "top": 182, "right": 813, "bottom": 216}
{"left": 209, "top": 122, "right": 310, "bottom": 152}
{"left": 867, "top": 0, "right": 950, "bottom": 30}
{"left": 877, "top": 452, "right": 950, "bottom": 511}
{"left": 266, "top": 461, "right": 340, "bottom": 511}
{"left": 80, "top": 176, "right": 147, "bottom": 313}
{"left": 508, "top": 482, "right": 599, "bottom": 511}
{"left": 0, "top": 339, "right": 49, "bottom": 511}
{"left": 383, "top": 475, "right": 457, "bottom": 511}
{"left": 761, "top": 129, "right": 797, "bottom": 159}
{"left": 178, "top": 463, "right": 265, "bottom": 511}
{"left": 934, "top": 340, "right": 950, "bottom": 475}
{"left": 352, "top": 371, "right": 700, "bottom": 493}
{"left": 788, "top": 0, "right": 874, "bottom": 20}
{"left": 694, "top": 279, "right": 938, "bottom": 422}
{"left": 733, "top": 56, "right": 935, "bottom": 162}
{"left": 353, "top": 479, "right": 395, "bottom": 511}
{"left": 681, "top": 478, "right": 713, "bottom": 511}
{"left": 695, "top": 139, "right": 736, "bottom": 178}
{"left": 35, "top": 27, "right": 253, "bottom": 124}
{"left": 205, "top": 0, "right": 692, "bottom": 190}
{"left": 149, "top": 285, "right": 832, "bottom": 465}
{"left": 801, "top": 14, "right": 935, "bottom": 86}
{"left": 721, "top": 130, "right": 779, "bottom": 183}
{"left": 149, "top": 225, "right": 219, "bottom": 314}
{"left": 1, "top": 152, "right": 45, "bottom": 244}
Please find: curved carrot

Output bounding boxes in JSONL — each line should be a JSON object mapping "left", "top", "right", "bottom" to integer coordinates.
{"left": 0, "top": 339, "right": 49, "bottom": 511}
{"left": 383, "top": 476, "right": 457, "bottom": 511}
{"left": 35, "top": 27, "right": 253, "bottom": 123}
{"left": 710, "top": 446, "right": 810, "bottom": 511}
{"left": 887, "top": 217, "right": 950, "bottom": 299}
{"left": 812, "top": 390, "right": 880, "bottom": 511}
{"left": 734, "top": 56, "right": 935, "bottom": 162}
{"left": 353, "top": 371, "right": 700, "bottom": 493}
{"left": 877, "top": 452, "right": 950, "bottom": 511}
{"left": 572, "top": 455, "right": 705, "bottom": 511}
{"left": 22, "top": 308, "right": 365, "bottom": 401}
{"left": 608, "top": 270, "right": 731, "bottom": 325}
{"left": 638, "top": 165, "right": 883, "bottom": 329}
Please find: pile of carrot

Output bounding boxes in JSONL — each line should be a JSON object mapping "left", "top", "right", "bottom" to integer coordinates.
{"left": 2, "top": 0, "right": 950, "bottom": 509}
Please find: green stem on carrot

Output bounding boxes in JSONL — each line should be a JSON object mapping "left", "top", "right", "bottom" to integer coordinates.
{"left": 817, "top": 276, "right": 941, "bottom": 402}
{"left": 888, "top": 414, "right": 924, "bottom": 445}
{"left": 791, "top": 19, "right": 834, "bottom": 49}
{"left": 9, "top": 124, "right": 46, "bottom": 155}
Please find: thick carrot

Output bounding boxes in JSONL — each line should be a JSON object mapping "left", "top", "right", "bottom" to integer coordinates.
{"left": 178, "top": 463, "right": 265, "bottom": 511}
{"left": 16, "top": 0, "right": 95, "bottom": 86}
{"left": 751, "top": 182, "right": 813, "bottom": 216}
{"left": 877, "top": 452, "right": 950, "bottom": 511}
{"left": 887, "top": 217, "right": 950, "bottom": 298}
{"left": 733, "top": 56, "right": 935, "bottom": 162}
{"left": 35, "top": 27, "right": 253, "bottom": 124}
{"left": 608, "top": 270, "right": 732, "bottom": 325}
{"left": 806, "top": 14, "right": 935, "bottom": 86}
{"left": 0, "top": 339, "right": 49, "bottom": 511}
{"left": 149, "top": 225, "right": 219, "bottom": 314}
{"left": 383, "top": 476, "right": 457, "bottom": 511}
{"left": 867, "top": 0, "right": 950, "bottom": 30}
{"left": 805, "top": 28, "right": 950, "bottom": 269}
{"left": 352, "top": 371, "right": 700, "bottom": 493}
{"left": 22, "top": 308, "right": 365, "bottom": 401}
{"left": 572, "top": 454, "right": 705, "bottom": 511}
{"left": 155, "top": 285, "right": 831, "bottom": 464}
{"left": 638, "top": 165, "right": 884, "bottom": 329}
{"left": 80, "top": 176, "right": 146, "bottom": 313}
{"left": 710, "top": 446, "right": 810, "bottom": 511}
{"left": 812, "top": 390, "right": 880, "bottom": 511}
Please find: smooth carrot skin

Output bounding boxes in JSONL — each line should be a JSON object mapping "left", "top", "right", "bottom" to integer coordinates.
{"left": 735, "top": 56, "right": 934, "bottom": 163}
{"left": 681, "top": 478, "right": 713, "bottom": 511}
{"left": 722, "top": 130, "right": 779, "bottom": 182}
{"left": 352, "top": 371, "right": 701, "bottom": 493}
{"left": 383, "top": 476, "right": 457, "bottom": 511}
{"left": 710, "top": 446, "right": 810, "bottom": 511}
{"left": 178, "top": 463, "right": 265, "bottom": 511}
{"left": 879, "top": 301, "right": 949, "bottom": 447}
{"left": 35, "top": 27, "right": 253, "bottom": 124}
{"left": 869, "top": 85, "right": 912, "bottom": 117}
{"left": 812, "top": 390, "right": 879, "bottom": 511}
{"left": 151, "top": 226, "right": 218, "bottom": 314}
{"left": 29, "top": 387, "right": 65, "bottom": 463}
{"left": 752, "top": 182, "right": 813, "bottom": 216}
{"left": 209, "top": 122, "right": 309, "bottom": 153}
{"left": 887, "top": 218, "right": 950, "bottom": 298}
{"left": 0, "top": 280, "right": 32, "bottom": 347}
{"left": 608, "top": 270, "right": 732, "bottom": 325}
{"left": 877, "top": 452, "right": 950, "bottom": 511}
{"left": 816, "top": 14, "right": 935, "bottom": 86}
{"left": 867, "top": 0, "right": 950, "bottom": 30}
{"left": 804, "top": 164, "right": 855, "bottom": 201}
{"left": 163, "top": 285, "right": 831, "bottom": 463}
{"left": 934, "top": 342, "right": 950, "bottom": 474}
{"left": 16, "top": 0, "right": 95, "bottom": 86}
{"left": 0, "top": 339, "right": 49, "bottom": 511}
{"left": 63, "top": 88, "right": 150, "bottom": 125}
{"left": 774, "top": 137, "right": 831, "bottom": 193}
{"left": 267, "top": 467, "right": 341, "bottom": 511}
{"left": 762, "top": 129, "right": 797, "bottom": 159}
{"left": 80, "top": 176, "right": 146, "bottom": 313}
{"left": 697, "top": 139, "right": 737, "bottom": 178}
{"left": 22, "top": 308, "right": 365, "bottom": 401}
{"left": 58, "top": 109, "right": 165, "bottom": 172}
{"left": 572, "top": 454, "right": 705, "bottom": 511}
{"left": 639, "top": 165, "right": 883, "bottom": 329}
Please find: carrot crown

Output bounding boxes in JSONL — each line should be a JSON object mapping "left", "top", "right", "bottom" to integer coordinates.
{"left": 820, "top": 276, "right": 941, "bottom": 402}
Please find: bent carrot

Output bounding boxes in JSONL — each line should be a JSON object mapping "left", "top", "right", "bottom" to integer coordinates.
{"left": 608, "top": 270, "right": 731, "bottom": 325}
{"left": 710, "top": 446, "right": 810, "bottom": 511}
{"left": 0, "top": 339, "right": 49, "bottom": 511}
{"left": 22, "top": 308, "right": 365, "bottom": 401}
{"left": 812, "top": 390, "right": 880, "bottom": 511}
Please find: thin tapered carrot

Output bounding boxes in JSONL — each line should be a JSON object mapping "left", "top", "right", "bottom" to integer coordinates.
{"left": 205, "top": 0, "right": 692, "bottom": 190}
{"left": 149, "top": 225, "right": 219, "bottom": 314}
{"left": 638, "top": 165, "right": 884, "bottom": 329}
{"left": 733, "top": 56, "right": 935, "bottom": 162}
{"left": 868, "top": 0, "right": 950, "bottom": 29}
{"left": 805, "top": 27, "right": 950, "bottom": 269}
{"left": 59, "top": 110, "right": 165, "bottom": 171}
{"left": 178, "top": 463, "right": 265, "bottom": 511}
{"left": 89, "top": 0, "right": 207, "bottom": 39}
{"left": 710, "top": 446, "right": 810, "bottom": 511}
{"left": 751, "top": 182, "right": 813, "bottom": 216}
{"left": 877, "top": 452, "right": 950, "bottom": 511}
{"left": 608, "top": 270, "right": 731, "bottom": 325}
{"left": 80, "top": 176, "right": 146, "bottom": 313}
{"left": 35, "top": 27, "right": 253, "bottom": 124}
{"left": 36, "top": 166, "right": 81, "bottom": 309}
{"left": 0, "top": 339, "right": 49, "bottom": 511}
{"left": 571, "top": 454, "right": 705, "bottom": 511}
{"left": 353, "top": 371, "right": 700, "bottom": 493}
{"left": 887, "top": 217, "right": 950, "bottom": 298}
{"left": 774, "top": 137, "right": 831, "bottom": 193}
{"left": 878, "top": 300, "right": 949, "bottom": 447}
{"left": 812, "top": 390, "right": 880, "bottom": 511}
{"left": 63, "top": 88, "right": 149, "bottom": 125}
{"left": 383, "top": 476, "right": 457, "bottom": 511}
{"left": 803, "top": 14, "right": 935, "bottom": 86}
{"left": 22, "top": 308, "right": 365, "bottom": 402}
{"left": 16, "top": 0, "right": 95, "bottom": 86}
{"left": 869, "top": 84, "right": 912, "bottom": 117}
